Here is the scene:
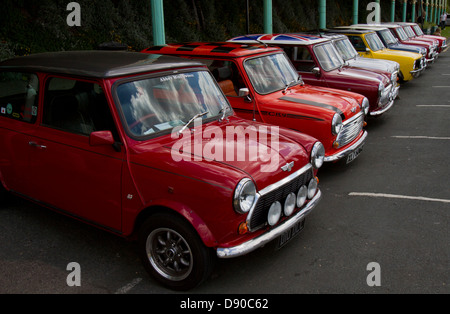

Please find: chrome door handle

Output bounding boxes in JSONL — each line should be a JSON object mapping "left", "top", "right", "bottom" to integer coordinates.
{"left": 29, "top": 141, "right": 47, "bottom": 149}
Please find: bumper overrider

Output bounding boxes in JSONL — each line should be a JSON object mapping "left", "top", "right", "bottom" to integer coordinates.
{"left": 217, "top": 165, "right": 322, "bottom": 258}
{"left": 410, "top": 58, "right": 426, "bottom": 77}
{"left": 370, "top": 84, "right": 400, "bottom": 116}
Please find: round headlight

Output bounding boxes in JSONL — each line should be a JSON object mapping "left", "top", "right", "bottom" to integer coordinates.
{"left": 268, "top": 201, "right": 282, "bottom": 226}
{"left": 233, "top": 178, "right": 257, "bottom": 214}
{"left": 296, "top": 185, "right": 308, "bottom": 208}
{"left": 311, "top": 142, "right": 325, "bottom": 169}
{"left": 284, "top": 193, "right": 296, "bottom": 217}
{"left": 307, "top": 177, "right": 318, "bottom": 199}
{"left": 361, "top": 97, "right": 369, "bottom": 116}
{"left": 331, "top": 113, "right": 343, "bottom": 135}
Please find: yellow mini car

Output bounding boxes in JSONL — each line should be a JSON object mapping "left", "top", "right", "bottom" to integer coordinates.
{"left": 327, "top": 28, "right": 426, "bottom": 82}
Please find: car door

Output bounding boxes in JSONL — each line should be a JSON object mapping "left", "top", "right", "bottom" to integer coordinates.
{"left": 281, "top": 45, "right": 328, "bottom": 87}
{"left": 26, "top": 76, "right": 124, "bottom": 231}
{"left": 0, "top": 71, "right": 40, "bottom": 196}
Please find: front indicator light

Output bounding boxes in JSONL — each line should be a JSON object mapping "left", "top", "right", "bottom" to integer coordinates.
{"left": 238, "top": 222, "right": 249, "bottom": 235}
{"left": 333, "top": 141, "right": 340, "bottom": 149}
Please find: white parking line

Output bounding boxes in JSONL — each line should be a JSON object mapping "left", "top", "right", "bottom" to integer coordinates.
{"left": 114, "top": 278, "right": 143, "bottom": 294}
{"left": 391, "top": 136, "right": 450, "bottom": 140}
{"left": 432, "top": 86, "right": 450, "bottom": 88}
{"left": 416, "top": 105, "right": 450, "bottom": 107}
{"left": 349, "top": 192, "right": 450, "bottom": 204}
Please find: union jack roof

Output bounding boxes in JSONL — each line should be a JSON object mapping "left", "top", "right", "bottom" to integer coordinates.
{"left": 228, "top": 34, "right": 330, "bottom": 46}
{"left": 143, "top": 42, "right": 281, "bottom": 57}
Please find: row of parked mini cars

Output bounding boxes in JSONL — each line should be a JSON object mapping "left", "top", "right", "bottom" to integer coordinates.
{"left": 0, "top": 21, "right": 447, "bottom": 290}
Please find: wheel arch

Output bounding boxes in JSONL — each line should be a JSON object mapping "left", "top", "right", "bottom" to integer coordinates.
{"left": 131, "top": 204, "right": 218, "bottom": 248}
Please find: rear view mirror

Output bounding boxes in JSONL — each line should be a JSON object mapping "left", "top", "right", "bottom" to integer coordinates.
{"left": 89, "top": 130, "right": 115, "bottom": 146}
{"left": 239, "top": 88, "right": 252, "bottom": 102}
{"left": 312, "top": 67, "right": 321, "bottom": 76}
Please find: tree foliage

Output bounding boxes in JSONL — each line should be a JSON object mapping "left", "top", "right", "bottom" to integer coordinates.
{"left": 0, "top": 0, "right": 422, "bottom": 61}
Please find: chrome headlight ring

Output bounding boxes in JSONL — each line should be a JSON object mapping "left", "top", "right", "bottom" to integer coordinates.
{"left": 331, "top": 113, "right": 343, "bottom": 136}
{"left": 311, "top": 141, "right": 325, "bottom": 169}
{"left": 233, "top": 178, "right": 257, "bottom": 214}
{"left": 361, "top": 97, "right": 370, "bottom": 116}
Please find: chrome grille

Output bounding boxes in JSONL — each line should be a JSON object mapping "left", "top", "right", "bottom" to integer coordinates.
{"left": 248, "top": 166, "right": 314, "bottom": 231}
{"left": 336, "top": 112, "right": 364, "bottom": 147}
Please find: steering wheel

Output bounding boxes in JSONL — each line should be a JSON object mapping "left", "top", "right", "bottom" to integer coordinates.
{"left": 129, "top": 113, "right": 156, "bottom": 129}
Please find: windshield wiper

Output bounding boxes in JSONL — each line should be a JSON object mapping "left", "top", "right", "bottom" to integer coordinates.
{"left": 177, "top": 111, "right": 209, "bottom": 137}
{"left": 283, "top": 76, "right": 303, "bottom": 94}
{"left": 219, "top": 105, "right": 230, "bottom": 122}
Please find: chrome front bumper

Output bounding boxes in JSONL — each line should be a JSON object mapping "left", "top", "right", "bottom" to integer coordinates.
{"left": 324, "top": 130, "right": 368, "bottom": 163}
{"left": 216, "top": 189, "right": 321, "bottom": 258}
{"left": 410, "top": 65, "right": 426, "bottom": 77}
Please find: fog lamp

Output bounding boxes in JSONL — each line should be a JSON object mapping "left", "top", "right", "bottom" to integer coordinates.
{"left": 297, "top": 185, "right": 308, "bottom": 208}
{"left": 284, "top": 193, "right": 296, "bottom": 217}
{"left": 268, "top": 201, "right": 282, "bottom": 226}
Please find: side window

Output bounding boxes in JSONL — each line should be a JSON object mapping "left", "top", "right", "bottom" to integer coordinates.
{"left": 283, "top": 46, "right": 315, "bottom": 72}
{"left": 43, "top": 77, "right": 118, "bottom": 138}
{"left": 348, "top": 36, "right": 367, "bottom": 52}
{"left": 193, "top": 59, "right": 246, "bottom": 97}
{"left": 0, "top": 72, "right": 39, "bottom": 123}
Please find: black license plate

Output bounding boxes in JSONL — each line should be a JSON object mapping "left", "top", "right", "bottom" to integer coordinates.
{"left": 277, "top": 219, "right": 305, "bottom": 249}
{"left": 346, "top": 145, "right": 364, "bottom": 164}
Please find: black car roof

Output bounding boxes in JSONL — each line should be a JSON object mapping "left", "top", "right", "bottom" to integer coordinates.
{"left": 0, "top": 51, "right": 205, "bottom": 78}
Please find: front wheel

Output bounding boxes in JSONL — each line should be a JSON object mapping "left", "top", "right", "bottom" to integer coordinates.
{"left": 0, "top": 183, "right": 9, "bottom": 207}
{"left": 138, "top": 212, "right": 215, "bottom": 290}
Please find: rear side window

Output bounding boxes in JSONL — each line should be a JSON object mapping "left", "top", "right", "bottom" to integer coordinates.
{"left": 0, "top": 72, "right": 39, "bottom": 123}
{"left": 43, "top": 77, "right": 118, "bottom": 138}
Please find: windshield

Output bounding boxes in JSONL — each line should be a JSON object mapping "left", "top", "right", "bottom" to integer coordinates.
{"left": 244, "top": 53, "right": 300, "bottom": 94}
{"left": 403, "top": 26, "right": 416, "bottom": 38}
{"left": 396, "top": 27, "right": 409, "bottom": 41}
{"left": 334, "top": 38, "right": 358, "bottom": 60}
{"left": 314, "top": 42, "right": 345, "bottom": 71}
{"left": 116, "top": 70, "right": 230, "bottom": 137}
{"left": 379, "top": 29, "right": 398, "bottom": 45}
{"left": 365, "top": 33, "right": 385, "bottom": 51}
{"left": 413, "top": 25, "right": 424, "bottom": 36}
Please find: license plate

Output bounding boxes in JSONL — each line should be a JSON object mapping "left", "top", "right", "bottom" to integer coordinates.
{"left": 277, "top": 219, "right": 305, "bottom": 249}
{"left": 346, "top": 145, "right": 364, "bottom": 164}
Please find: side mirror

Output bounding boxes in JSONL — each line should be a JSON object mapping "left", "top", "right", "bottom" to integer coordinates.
{"left": 365, "top": 47, "right": 371, "bottom": 53}
{"left": 90, "top": 130, "right": 115, "bottom": 146}
{"left": 239, "top": 88, "right": 252, "bottom": 102}
{"left": 312, "top": 67, "right": 321, "bottom": 76}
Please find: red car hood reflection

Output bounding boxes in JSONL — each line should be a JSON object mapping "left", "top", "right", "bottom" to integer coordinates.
{"left": 130, "top": 117, "right": 312, "bottom": 191}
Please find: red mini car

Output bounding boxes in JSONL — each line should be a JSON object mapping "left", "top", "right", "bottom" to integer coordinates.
{"left": 397, "top": 22, "right": 448, "bottom": 54}
{"left": 0, "top": 51, "right": 324, "bottom": 290}
{"left": 143, "top": 42, "right": 368, "bottom": 165}
{"left": 228, "top": 33, "right": 399, "bottom": 117}
{"left": 382, "top": 23, "right": 439, "bottom": 64}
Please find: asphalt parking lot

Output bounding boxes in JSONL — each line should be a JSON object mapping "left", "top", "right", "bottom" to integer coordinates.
{"left": 0, "top": 52, "right": 449, "bottom": 296}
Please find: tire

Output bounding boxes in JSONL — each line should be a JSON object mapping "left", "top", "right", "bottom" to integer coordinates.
{"left": 0, "top": 183, "right": 9, "bottom": 207}
{"left": 138, "top": 212, "right": 215, "bottom": 291}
